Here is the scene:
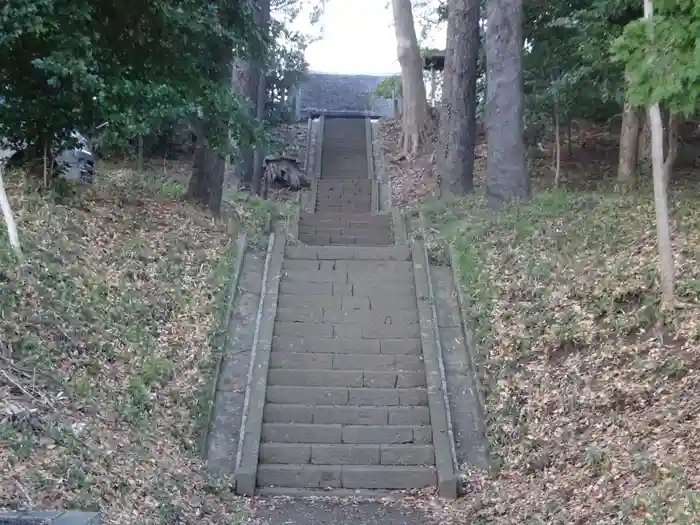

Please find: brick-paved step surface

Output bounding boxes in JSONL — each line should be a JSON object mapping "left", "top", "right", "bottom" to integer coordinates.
{"left": 315, "top": 179, "right": 373, "bottom": 214}
{"left": 257, "top": 250, "right": 436, "bottom": 491}
{"left": 285, "top": 244, "right": 411, "bottom": 261}
{"left": 320, "top": 118, "right": 368, "bottom": 180}
{"left": 298, "top": 212, "right": 392, "bottom": 246}
{"left": 257, "top": 464, "right": 437, "bottom": 490}
{"left": 260, "top": 442, "right": 435, "bottom": 466}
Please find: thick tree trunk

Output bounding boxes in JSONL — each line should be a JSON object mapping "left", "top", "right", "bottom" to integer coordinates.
{"left": 617, "top": 101, "right": 641, "bottom": 188}
{"left": 187, "top": 131, "right": 226, "bottom": 217}
{"left": 392, "top": 0, "right": 430, "bottom": 155}
{"left": 438, "top": 0, "right": 480, "bottom": 196}
{"left": 484, "top": 0, "right": 529, "bottom": 209}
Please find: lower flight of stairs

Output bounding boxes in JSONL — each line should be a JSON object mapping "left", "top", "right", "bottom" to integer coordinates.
{"left": 257, "top": 244, "right": 437, "bottom": 491}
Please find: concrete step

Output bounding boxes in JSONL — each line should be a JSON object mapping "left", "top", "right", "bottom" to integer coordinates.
{"left": 271, "top": 336, "right": 422, "bottom": 355}
{"left": 272, "top": 318, "right": 420, "bottom": 339}
{"left": 261, "top": 424, "right": 432, "bottom": 444}
{"left": 282, "top": 257, "right": 412, "bottom": 272}
{"left": 298, "top": 233, "right": 391, "bottom": 246}
{"left": 275, "top": 307, "right": 418, "bottom": 324}
{"left": 263, "top": 404, "right": 430, "bottom": 425}
{"left": 299, "top": 212, "right": 391, "bottom": 227}
{"left": 265, "top": 385, "right": 429, "bottom": 406}
{"left": 285, "top": 245, "right": 411, "bottom": 261}
{"left": 256, "top": 464, "right": 437, "bottom": 490}
{"left": 313, "top": 205, "right": 373, "bottom": 213}
{"left": 267, "top": 369, "right": 427, "bottom": 388}
{"left": 297, "top": 225, "right": 389, "bottom": 237}
{"left": 259, "top": 443, "right": 435, "bottom": 466}
{"left": 268, "top": 351, "right": 424, "bottom": 371}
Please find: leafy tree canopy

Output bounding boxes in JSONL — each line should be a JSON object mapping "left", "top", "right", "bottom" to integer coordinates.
{"left": 0, "top": 0, "right": 264, "bottom": 153}
{"left": 612, "top": 0, "right": 700, "bottom": 115}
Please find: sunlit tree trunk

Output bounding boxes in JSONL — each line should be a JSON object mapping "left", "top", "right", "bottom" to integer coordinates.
{"left": 644, "top": 0, "right": 675, "bottom": 309}
{"left": 391, "top": 0, "right": 430, "bottom": 155}
{"left": 0, "top": 163, "right": 23, "bottom": 261}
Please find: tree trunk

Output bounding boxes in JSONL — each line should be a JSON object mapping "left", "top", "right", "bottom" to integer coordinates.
{"left": 662, "top": 112, "right": 678, "bottom": 189}
{"left": 617, "top": 101, "right": 641, "bottom": 188}
{"left": 638, "top": 112, "right": 651, "bottom": 169}
{"left": 0, "top": 164, "right": 22, "bottom": 261}
{"left": 251, "top": 0, "right": 270, "bottom": 197}
{"left": 553, "top": 102, "right": 561, "bottom": 188}
{"left": 484, "top": 0, "right": 529, "bottom": 209}
{"left": 231, "top": 0, "right": 269, "bottom": 193}
{"left": 392, "top": 0, "right": 430, "bottom": 155}
{"left": 644, "top": 0, "right": 675, "bottom": 309}
{"left": 187, "top": 131, "right": 226, "bottom": 217}
{"left": 137, "top": 135, "right": 144, "bottom": 172}
{"left": 438, "top": 0, "right": 480, "bottom": 196}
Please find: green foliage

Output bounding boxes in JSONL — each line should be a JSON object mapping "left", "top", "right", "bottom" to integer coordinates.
{"left": 612, "top": 0, "right": 700, "bottom": 115}
{"left": 0, "top": 0, "right": 263, "bottom": 155}
{"left": 375, "top": 75, "right": 402, "bottom": 100}
{"left": 265, "top": 19, "right": 309, "bottom": 123}
{"left": 521, "top": 0, "right": 639, "bottom": 134}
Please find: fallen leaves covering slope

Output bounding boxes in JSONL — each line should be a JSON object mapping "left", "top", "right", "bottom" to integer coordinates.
{"left": 0, "top": 169, "right": 250, "bottom": 525}
{"left": 426, "top": 190, "right": 700, "bottom": 524}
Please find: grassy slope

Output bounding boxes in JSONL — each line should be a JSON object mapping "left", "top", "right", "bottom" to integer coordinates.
{"left": 0, "top": 164, "right": 275, "bottom": 524}
{"left": 424, "top": 188, "right": 700, "bottom": 524}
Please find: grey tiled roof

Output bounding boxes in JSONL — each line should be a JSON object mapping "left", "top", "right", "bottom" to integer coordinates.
{"left": 298, "top": 73, "right": 394, "bottom": 118}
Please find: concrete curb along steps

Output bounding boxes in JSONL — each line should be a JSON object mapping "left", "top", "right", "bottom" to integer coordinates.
{"left": 201, "top": 233, "right": 247, "bottom": 458}
{"left": 447, "top": 242, "right": 489, "bottom": 464}
{"left": 410, "top": 240, "right": 459, "bottom": 499}
{"left": 234, "top": 231, "right": 285, "bottom": 496}
{"left": 0, "top": 512, "right": 100, "bottom": 525}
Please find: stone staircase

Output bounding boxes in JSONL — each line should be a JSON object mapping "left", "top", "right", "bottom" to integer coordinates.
{"left": 260, "top": 243, "right": 436, "bottom": 491}
{"left": 233, "top": 116, "right": 458, "bottom": 498}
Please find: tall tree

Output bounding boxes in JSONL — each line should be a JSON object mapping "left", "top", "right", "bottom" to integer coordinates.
{"left": 392, "top": 0, "right": 431, "bottom": 155}
{"left": 438, "top": 0, "right": 481, "bottom": 196}
{"left": 484, "top": 0, "right": 529, "bottom": 209}
{"left": 613, "top": 0, "right": 700, "bottom": 308}
{"left": 230, "top": 0, "right": 271, "bottom": 195}
{"left": 187, "top": 1, "right": 266, "bottom": 214}
{"left": 440, "top": 0, "right": 481, "bottom": 195}
{"left": 0, "top": 0, "right": 258, "bottom": 181}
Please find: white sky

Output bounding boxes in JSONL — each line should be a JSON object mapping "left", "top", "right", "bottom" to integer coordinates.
{"left": 287, "top": 0, "right": 445, "bottom": 75}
